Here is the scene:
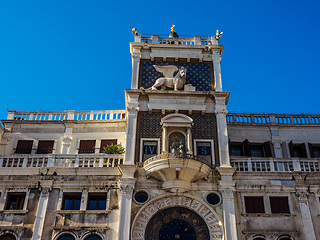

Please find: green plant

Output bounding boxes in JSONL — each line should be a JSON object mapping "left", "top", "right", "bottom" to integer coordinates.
{"left": 102, "top": 144, "right": 125, "bottom": 154}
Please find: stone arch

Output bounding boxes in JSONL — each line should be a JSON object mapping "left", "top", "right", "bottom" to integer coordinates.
{"left": 0, "top": 232, "right": 17, "bottom": 240}
{"left": 247, "top": 235, "right": 270, "bottom": 240}
{"left": 53, "top": 231, "right": 78, "bottom": 240}
{"left": 80, "top": 231, "right": 105, "bottom": 240}
{"left": 131, "top": 194, "right": 223, "bottom": 240}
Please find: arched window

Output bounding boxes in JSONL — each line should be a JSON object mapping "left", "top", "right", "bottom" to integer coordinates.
{"left": 57, "top": 234, "right": 75, "bottom": 240}
{"left": 84, "top": 235, "right": 102, "bottom": 240}
{"left": 0, "top": 234, "right": 16, "bottom": 240}
{"left": 277, "top": 236, "right": 292, "bottom": 240}
{"left": 253, "top": 237, "right": 266, "bottom": 240}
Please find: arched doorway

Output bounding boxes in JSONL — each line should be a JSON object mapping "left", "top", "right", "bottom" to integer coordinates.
{"left": 145, "top": 207, "right": 210, "bottom": 240}
{"left": 131, "top": 194, "right": 223, "bottom": 240}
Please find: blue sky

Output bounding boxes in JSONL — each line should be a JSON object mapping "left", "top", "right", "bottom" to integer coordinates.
{"left": 0, "top": 0, "right": 319, "bottom": 121}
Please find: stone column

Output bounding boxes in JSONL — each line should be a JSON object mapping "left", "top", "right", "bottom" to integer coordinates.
{"left": 215, "top": 98, "right": 230, "bottom": 166}
{"left": 162, "top": 126, "right": 168, "bottom": 153}
{"left": 296, "top": 188, "right": 316, "bottom": 240}
{"left": 213, "top": 56, "right": 222, "bottom": 92}
{"left": 125, "top": 106, "right": 138, "bottom": 164}
{"left": 217, "top": 167, "right": 237, "bottom": 240}
{"left": 32, "top": 187, "right": 51, "bottom": 240}
{"left": 187, "top": 127, "right": 193, "bottom": 154}
{"left": 118, "top": 179, "right": 135, "bottom": 240}
{"left": 131, "top": 53, "right": 141, "bottom": 89}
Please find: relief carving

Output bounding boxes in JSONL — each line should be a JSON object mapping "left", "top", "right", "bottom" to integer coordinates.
{"left": 131, "top": 195, "right": 223, "bottom": 240}
{"left": 150, "top": 65, "right": 187, "bottom": 91}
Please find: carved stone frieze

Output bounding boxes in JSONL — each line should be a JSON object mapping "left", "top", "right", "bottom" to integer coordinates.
{"left": 131, "top": 194, "right": 223, "bottom": 240}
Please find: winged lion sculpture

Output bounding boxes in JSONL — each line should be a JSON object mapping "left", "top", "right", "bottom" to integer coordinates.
{"left": 150, "top": 65, "right": 187, "bottom": 91}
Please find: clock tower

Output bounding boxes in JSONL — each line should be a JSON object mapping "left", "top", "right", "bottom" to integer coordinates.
{"left": 122, "top": 26, "right": 237, "bottom": 240}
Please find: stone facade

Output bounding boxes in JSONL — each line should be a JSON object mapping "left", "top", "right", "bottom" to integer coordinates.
{"left": 0, "top": 29, "right": 319, "bottom": 240}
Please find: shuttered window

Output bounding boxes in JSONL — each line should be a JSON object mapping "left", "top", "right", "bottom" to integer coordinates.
{"left": 244, "top": 196, "right": 265, "bottom": 213}
{"left": 308, "top": 143, "right": 320, "bottom": 158}
{"left": 229, "top": 140, "right": 273, "bottom": 157}
{"left": 288, "top": 141, "right": 307, "bottom": 158}
{"left": 62, "top": 193, "right": 81, "bottom": 210}
{"left": 37, "top": 140, "right": 54, "bottom": 154}
{"left": 270, "top": 197, "right": 290, "bottom": 213}
{"left": 79, "top": 140, "right": 96, "bottom": 154}
{"left": 5, "top": 192, "right": 26, "bottom": 210}
{"left": 87, "top": 193, "right": 107, "bottom": 210}
{"left": 229, "top": 143, "right": 244, "bottom": 156}
{"left": 100, "top": 139, "right": 117, "bottom": 153}
{"left": 15, "top": 140, "right": 33, "bottom": 154}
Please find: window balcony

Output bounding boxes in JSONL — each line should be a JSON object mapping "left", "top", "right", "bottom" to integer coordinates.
{"left": 143, "top": 153, "right": 214, "bottom": 193}
{"left": 0, "top": 154, "right": 124, "bottom": 169}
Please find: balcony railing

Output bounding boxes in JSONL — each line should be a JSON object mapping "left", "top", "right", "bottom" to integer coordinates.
{"left": 144, "top": 153, "right": 213, "bottom": 168}
{"left": 227, "top": 113, "right": 320, "bottom": 126}
{"left": 0, "top": 154, "right": 124, "bottom": 168}
{"left": 231, "top": 157, "right": 320, "bottom": 172}
{"left": 134, "top": 35, "right": 219, "bottom": 46}
{"left": 6, "top": 110, "right": 126, "bottom": 121}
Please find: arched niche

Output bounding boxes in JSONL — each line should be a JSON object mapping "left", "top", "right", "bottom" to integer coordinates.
{"left": 161, "top": 113, "right": 193, "bottom": 154}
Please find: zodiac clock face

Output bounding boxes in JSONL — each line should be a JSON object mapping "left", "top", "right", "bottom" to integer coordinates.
{"left": 145, "top": 207, "right": 210, "bottom": 240}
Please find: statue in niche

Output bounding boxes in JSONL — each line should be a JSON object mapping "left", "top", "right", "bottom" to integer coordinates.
{"left": 169, "top": 132, "right": 186, "bottom": 153}
{"left": 150, "top": 65, "right": 187, "bottom": 91}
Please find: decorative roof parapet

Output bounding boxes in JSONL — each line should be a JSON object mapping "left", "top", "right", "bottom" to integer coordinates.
{"left": 227, "top": 113, "right": 320, "bottom": 126}
{"left": 4, "top": 110, "right": 126, "bottom": 122}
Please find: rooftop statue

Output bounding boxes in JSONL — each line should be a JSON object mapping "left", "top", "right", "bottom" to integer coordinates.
{"left": 150, "top": 65, "right": 187, "bottom": 91}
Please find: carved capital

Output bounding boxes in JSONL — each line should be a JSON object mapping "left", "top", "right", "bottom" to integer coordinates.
{"left": 127, "top": 106, "right": 139, "bottom": 115}
{"left": 40, "top": 187, "right": 51, "bottom": 197}
{"left": 220, "top": 188, "right": 235, "bottom": 199}
{"left": 215, "top": 104, "right": 227, "bottom": 115}
{"left": 61, "top": 136, "right": 72, "bottom": 145}
{"left": 296, "top": 189, "right": 309, "bottom": 203}
{"left": 215, "top": 110, "right": 227, "bottom": 115}
{"left": 132, "top": 53, "right": 141, "bottom": 59}
{"left": 212, "top": 56, "right": 221, "bottom": 64}
{"left": 120, "top": 183, "right": 135, "bottom": 196}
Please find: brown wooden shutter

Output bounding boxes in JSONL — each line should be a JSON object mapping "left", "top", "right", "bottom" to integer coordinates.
{"left": 244, "top": 196, "right": 265, "bottom": 213}
{"left": 270, "top": 197, "right": 290, "bottom": 213}
{"left": 300, "top": 143, "right": 307, "bottom": 158}
{"left": 308, "top": 142, "right": 314, "bottom": 158}
{"left": 263, "top": 141, "right": 273, "bottom": 157}
{"left": 100, "top": 139, "right": 118, "bottom": 153}
{"left": 37, "top": 140, "right": 54, "bottom": 154}
{"left": 243, "top": 139, "right": 251, "bottom": 157}
{"left": 288, "top": 141, "right": 294, "bottom": 158}
{"left": 16, "top": 140, "right": 33, "bottom": 154}
{"left": 79, "top": 140, "right": 96, "bottom": 154}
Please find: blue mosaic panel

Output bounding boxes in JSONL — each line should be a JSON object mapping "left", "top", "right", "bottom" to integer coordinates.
{"left": 139, "top": 113, "right": 164, "bottom": 139}
{"left": 191, "top": 115, "right": 216, "bottom": 139}
{"left": 140, "top": 61, "right": 214, "bottom": 91}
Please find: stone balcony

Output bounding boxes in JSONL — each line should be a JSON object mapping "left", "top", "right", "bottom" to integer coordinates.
{"left": 231, "top": 157, "right": 320, "bottom": 172}
{"left": 0, "top": 154, "right": 124, "bottom": 169}
{"left": 143, "top": 153, "right": 213, "bottom": 193}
